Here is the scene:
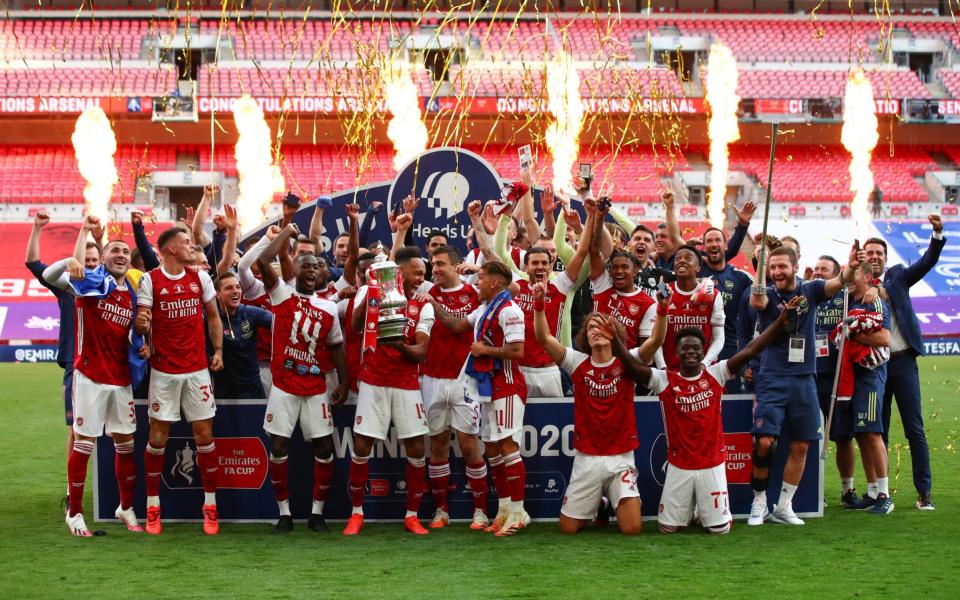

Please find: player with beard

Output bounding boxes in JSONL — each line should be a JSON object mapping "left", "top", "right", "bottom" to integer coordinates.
{"left": 256, "top": 224, "right": 347, "bottom": 533}
{"left": 605, "top": 297, "right": 799, "bottom": 535}
{"left": 210, "top": 271, "right": 272, "bottom": 399}
{"left": 418, "top": 243, "right": 491, "bottom": 529}
{"left": 810, "top": 255, "right": 859, "bottom": 506}
{"left": 135, "top": 227, "right": 225, "bottom": 535}
{"left": 344, "top": 249, "right": 434, "bottom": 536}
{"left": 654, "top": 245, "right": 725, "bottom": 371}
{"left": 492, "top": 196, "right": 593, "bottom": 397}
{"left": 43, "top": 223, "right": 147, "bottom": 537}
{"left": 534, "top": 285, "right": 669, "bottom": 535}
{"left": 747, "top": 244, "right": 860, "bottom": 526}
{"left": 700, "top": 227, "right": 753, "bottom": 390}
{"left": 658, "top": 191, "right": 754, "bottom": 270}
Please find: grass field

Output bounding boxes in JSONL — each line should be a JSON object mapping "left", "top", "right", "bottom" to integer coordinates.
{"left": 1, "top": 360, "right": 958, "bottom": 599}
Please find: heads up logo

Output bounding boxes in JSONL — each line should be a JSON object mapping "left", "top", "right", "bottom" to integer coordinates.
{"left": 387, "top": 148, "right": 503, "bottom": 250}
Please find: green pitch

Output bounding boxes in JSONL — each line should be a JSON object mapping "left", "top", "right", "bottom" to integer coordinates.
{"left": 1, "top": 360, "right": 958, "bottom": 599}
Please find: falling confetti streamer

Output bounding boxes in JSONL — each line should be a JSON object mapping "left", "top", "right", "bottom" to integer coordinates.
{"left": 705, "top": 42, "right": 740, "bottom": 229}
{"left": 71, "top": 106, "right": 119, "bottom": 233}
{"left": 841, "top": 69, "right": 879, "bottom": 241}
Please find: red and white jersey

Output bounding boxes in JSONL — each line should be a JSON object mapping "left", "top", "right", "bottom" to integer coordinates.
{"left": 422, "top": 282, "right": 480, "bottom": 380}
{"left": 464, "top": 300, "right": 526, "bottom": 401}
{"left": 591, "top": 271, "right": 656, "bottom": 349}
{"left": 317, "top": 277, "right": 352, "bottom": 302}
{"left": 338, "top": 294, "right": 362, "bottom": 393}
{"left": 74, "top": 285, "right": 135, "bottom": 386}
{"left": 138, "top": 266, "right": 216, "bottom": 374}
{"left": 512, "top": 272, "right": 575, "bottom": 368}
{"left": 648, "top": 361, "right": 731, "bottom": 470}
{"left": 268, "top": 282, "right": 343, "bottom": 397}
{"left": 559, "top": 349, "right": 639, "bottom": 456}
{"left": 465, "top": 246, "right": 525, "bottom": 273}
{"left": 244, "top": 293, "right": 274, "bottom": 363}
{"left": 356, "top": 287, "right": 435, "bottom": 390}
{"left": 661, "top": 281, "right": 724, "bottom": 370}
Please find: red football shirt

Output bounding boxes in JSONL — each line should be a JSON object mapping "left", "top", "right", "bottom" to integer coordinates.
{"left": 356, "top": 288, "right": 435, "bottom": 390}
{"left": 511, "top": 273, "right": 574, "bottom": 368}
{"left": 464, "top": 300, "right": 527, "bottom": 401}
{"left": 591, "top": 271, "right": 656, "bottom": 349}
{"left": 268, "top": 282, "right": 343, "bottom": 397}
{"left": 660, "top": 281, "right": 724, "bottom": 370}
{"left": 74, "top": 286, "right": 135, "bottom": 386}
{"left": 138, "top": 267, "right": 215, "bottom": 375}
{"left": 648, "top": 361, "right": 731, "bottom": 470}
{"left": 422, "top": 283, "right": 480, "bottom": 380}
{"left": 560, "top": 349, "right": 639, "bottom": 456}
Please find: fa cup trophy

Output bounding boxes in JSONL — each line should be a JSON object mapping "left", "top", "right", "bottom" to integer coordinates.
{"left": 368, "top": 259, "right": 408, "bottom": 342}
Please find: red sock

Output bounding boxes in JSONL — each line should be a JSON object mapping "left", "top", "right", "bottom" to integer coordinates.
{"left": 466, "top": 462, "right": 489, "bottom": 512}
{"left": 68, "top": 440, "right": 95, "bottom": 517}
{"left": 406, "top": 457, "right": 426, "bottom": 514}
{"left": 428, "top": 460, "right": 451, "bottom": 512}
{"left": 269, "top": 455, "right": 289, "bottom": 502}
{"left": 504, "top": 451, "right": 526, "bottom": 503}
{"left": 144, "top": 444, "right": 165, "bottom": 498}
{"left": 196, "top": 443, "right": 218, "bottom": 494}
{"left": 114, "top": 440, "right": 136, "bottom": 510}
{"left": 348, "top": 454, "right": 370, "bottom": 509}
{"left": 313, "top": 457, "right": 334, "bottom": 502}
{"left": 490, "top": 455, "right": 510, "bottom": 501}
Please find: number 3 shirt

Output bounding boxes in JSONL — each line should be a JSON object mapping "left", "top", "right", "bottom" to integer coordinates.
{"left": 268, "top": 281, "right": 343, "bottom": 397}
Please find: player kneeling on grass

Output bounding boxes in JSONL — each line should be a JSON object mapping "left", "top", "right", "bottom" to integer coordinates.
{"left": 345, "top": 249, "right": 434, "bottom": 536}
{"left": 44, "top": 222, "right": 148, "bottom": 537}
{"left": 135, "top": 227, "right": 225, "bottom": 535}
{"left": 533, "top": 282, "right": 669, "bottom": 535}
{"left": 257, "top": 225, "right": 349, "bottom": 533}
{"left": 603, "top": 296, "right": 801, "bottom": 535}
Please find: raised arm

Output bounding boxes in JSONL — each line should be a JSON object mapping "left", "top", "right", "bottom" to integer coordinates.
{"left": 532, "top": 282, "right": 566, "bottom": 364}
{"left": 635, "top": 292, "right": 671, "bottom": 363}
{"left": 308, "top": 199, "right": 326, "bottom": 250}
{"left": 73, "top": 215, "right": 99, "bottom": 265}
{"left": 389, "top": 213, "right": 412, "bottom": 261}
{"left": 903, "top": 214, "right": 946, "bottom": 287}
{"left": 192, "top": 184, "right": 217, "bottom": 248}
{"left": 662, "top": 189, "right": 686, "bottom": 250}
{"left": 725, "top": 201, "right": 755, "bottom": 261}
{"left": 131, "top": 211, "right": 160, "bottom": 271}
{"left": 565, "top": 199, "right": 596, "bottom": 282}
{"left": 256, "top": 224, "right": 299, "bottom": 291}
{"left": 216, "top": 204, "right": 239, "bottom": 277}
{"left": 493, "top": 202, "right": 527, "bottom": 279}
{"left": 518, "top": 167, "right": 543, "bottom": 242}
{"left": 596, "top": 313, "right": 653, "bottom": 384}
{"left": 343, "top": 203, "right": 361, "bottom": 286}
{"left": 727, "top": 296, "right": 798, "bottom": 374}
{"left": 540, "top": 184, "right": 559, "bottom": 238}
{"left": 467, "top": 201, "right": 497, "bottom": 263}
{"left": 358, "top": 201, "right": 381, "bottom": 248}
{"left": 609, "top": 206, "right": 636, "bottom": 239}
{"left": 25, "top": 210, "right": 49, "bottom": 263}
{"left": 824, "top": 243, "right": 861, "bottom": 297}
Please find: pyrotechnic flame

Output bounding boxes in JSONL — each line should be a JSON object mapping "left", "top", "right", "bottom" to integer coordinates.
{"left": 705, "top": 43, "right": 741, "bottom": 228}
{"left": 71, "top": 106, "right": 119, "bottom": 231}
{"left": 545, "top": 51, "right": 585, "bottom": 194}
{"left": 382, "top": 61, "right": 428, "bottom": 172}
{"left": 841, "top": 69, "right": 879, "bottom": 240}
{"left": 233, "top": 96, "right": 285, "bottom": 233}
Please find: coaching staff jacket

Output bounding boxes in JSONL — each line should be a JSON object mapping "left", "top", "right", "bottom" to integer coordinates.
{"left": 882, "top": 232, "right": 945, "bottom": 356}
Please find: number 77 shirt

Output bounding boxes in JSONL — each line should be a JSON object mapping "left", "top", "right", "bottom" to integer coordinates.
{"left": 268, "top": 282, "right": 343, "bottom": 397}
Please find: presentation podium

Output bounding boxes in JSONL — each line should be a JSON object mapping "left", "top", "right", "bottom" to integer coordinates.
{"left": 94, "top": 395, "right": 823, "bottom": 523}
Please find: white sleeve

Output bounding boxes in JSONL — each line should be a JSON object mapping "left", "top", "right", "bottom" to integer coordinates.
{"left": 499, "top": 305, "right": 526, "bottom": 344}
{"left": 326, "top": 306, "right": 344, "bottom": 345}
{"left": 552, "top": 270, "right": 575, "bottom": 296}
{"left": 559, "top": 347, "right": 589, "bottom": 374}
{"left": 354, "top": 286, "right": 368, "bottom": 307}
{"left": 40, "top": 259, "right": 76, "bottom": 295}
{"left": 704, "top": 324, "right": 725, "bottom": 366}
{"left": 416, "top": 280, "right": 433, "bottom": 296}
{"left": 337, "top": 298, "right": 349, "bottom": 320}
{"left": 647, "top": 368, "right": 669, "bottom": 394}
{"left": 707, "top": 361, "right": 732, "bottom": 387}
{"left": 267, "top": 280, "right": 292, "bottom": 306}
{"left": 198, "top": 270, "right": 217, "bottom": 304}
{"left": 334, "top": 275, "right": 353, "bottom": 293}
{"left": 416, "top": 302, "right": 435, "bottom": 335}
{"left": 590, "top": 270, "right": 613, "bottom": 294}
{"left": 466, "top": 305, "right": 482, "bottom": 326}
{"left": 137, "top": 272, "right": 154, "bottom": 307}
{"left": 710, "top": 293, "right": 725, "bottom": 326}
{"left": 238, "top": 236, "right": 270, "bottom": 299}
{"left": 638, "top": 303, "right": 657, "bottom": 338}
{"left": 654, "top": 347, "right": 666, "bottom": 369}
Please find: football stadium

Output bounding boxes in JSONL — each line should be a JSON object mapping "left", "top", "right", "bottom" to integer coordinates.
{"left": 1, "top": 0, "right": 959, "bottom": 597}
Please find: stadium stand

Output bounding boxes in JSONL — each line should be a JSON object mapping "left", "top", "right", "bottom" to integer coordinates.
{"left": 0, "top": 67, "right": 177, "bottom": 97}
{"left": 0, "top": 18, "right": 149, "bottom": 61}
{"left": 737, "top": 68, "right": 931, "bottom": 99}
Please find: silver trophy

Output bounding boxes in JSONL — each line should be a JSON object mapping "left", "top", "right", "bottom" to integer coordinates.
{"left": 369, "top": 259, "right": 408, "bottom": 342}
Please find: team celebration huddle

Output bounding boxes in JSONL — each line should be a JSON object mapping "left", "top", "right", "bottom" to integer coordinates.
{"left": 28, "top": 167, "right": 945, "bottom": 539}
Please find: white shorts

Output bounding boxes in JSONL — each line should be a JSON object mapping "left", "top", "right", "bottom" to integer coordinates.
{"left": 71, "top": 370, "right": 136, "bottom": 438}
{"left": 421, "top": 375, "right": 481, "bottom": 436}
{"left": 263, "top": 386, "right": 334, "bottom": 441}
{"left": 354, "top": 382, "right": 428, "bottom": 441}
{"left": 480, "top": 395, "right": 525, "bottom": 443}
{"left": 148, "top": 368, "right": 216, "bottom": 423}
{"left": 658, "top": 463, "right": 731, "bottom": 529}
{"left": 259, "top": 361, "right": 273, "bottom": 397}
{"left": 561, "top": 451, "right": 640, "bottom": 520}
{"left": 520, "top": 365, "right": 563, "bottom": 398}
